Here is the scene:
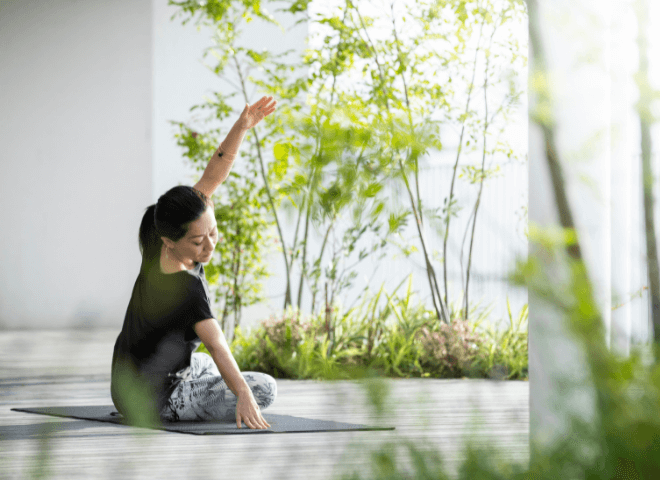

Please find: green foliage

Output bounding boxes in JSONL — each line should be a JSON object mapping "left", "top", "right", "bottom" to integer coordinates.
{"left": 168, "top": 0, "right": 395, "bottom": 316}
{"left": 110, "top": 363, "right": 161, "bottom": 429}
{"left": 168, "top": 0, "right": 527, "bottom": 324}
{"left": 168, "top": 0, "right": 277, "bottom": 28}
{"left": 211, "top": 274, "right": 528, "bottom": 381}
{"left": 470, "top": 298, "right": 528, "bottom": 379}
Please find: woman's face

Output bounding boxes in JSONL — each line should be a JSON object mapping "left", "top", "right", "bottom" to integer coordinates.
{"left": 165, "top": 206, "right": 218, "bottom": 265}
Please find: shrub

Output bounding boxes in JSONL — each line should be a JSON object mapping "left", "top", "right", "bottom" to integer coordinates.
{"left": 225, "top": 288, "right": 528, "bottom": 381}
{"left": 260, "top": 308, "right": 314, "bottom": 350}
{"left": 415, "top": 319, "right": 484, "bottom": 378}
{"left": 231, "top": 306, "right": 314, "bottom": 378}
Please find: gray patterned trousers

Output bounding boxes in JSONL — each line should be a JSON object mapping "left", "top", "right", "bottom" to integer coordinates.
{"left": 160, "top": 352, "right": 277, "bottom": 422}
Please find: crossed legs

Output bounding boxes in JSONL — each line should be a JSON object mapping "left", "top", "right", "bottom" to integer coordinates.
{"left": 160, "top": 352, "right": 277, "bottom": 422}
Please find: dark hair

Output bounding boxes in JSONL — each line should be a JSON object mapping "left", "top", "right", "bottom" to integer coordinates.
{"left": 138, "top": 186, "right": 212, "bottom": 272}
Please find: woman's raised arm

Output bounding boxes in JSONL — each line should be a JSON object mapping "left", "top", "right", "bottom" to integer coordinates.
{"left": 193, "top": 96, "right": 277, "bottom": 199}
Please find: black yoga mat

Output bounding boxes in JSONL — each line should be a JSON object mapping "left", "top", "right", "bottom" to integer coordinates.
{"left": 11, "top": 405, "right": 395, "bottom": 435}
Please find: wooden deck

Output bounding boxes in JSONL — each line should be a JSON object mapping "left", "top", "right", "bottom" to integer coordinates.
{"left": 0, "top": 330, "right": 529, "bottom": 479}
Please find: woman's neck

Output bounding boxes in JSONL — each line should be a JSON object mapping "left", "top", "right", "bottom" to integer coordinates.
{"left": 159, "top": 244, "right": 195, "bottom": 274}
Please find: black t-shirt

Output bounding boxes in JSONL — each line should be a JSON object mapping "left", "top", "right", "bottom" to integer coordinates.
{"left": 110, "top": 260, "right": 214, "bottom": 417}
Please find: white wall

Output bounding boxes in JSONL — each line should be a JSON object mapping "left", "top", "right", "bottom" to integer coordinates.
{"left": 0, "top": 0, "right": 153, "bottom": 328}
{"left": 152, "top": 0, "right": 217, "bottom": 200}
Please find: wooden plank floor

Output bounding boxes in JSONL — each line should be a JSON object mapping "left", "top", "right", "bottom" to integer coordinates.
{"left": 0, "top": 330, "right": 529, "bottom": 479}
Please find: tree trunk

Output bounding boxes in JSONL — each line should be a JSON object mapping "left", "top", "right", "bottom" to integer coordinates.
{"left": 297, "top": 189, "right": 313, "bottom": 310}
{"left": 232, "top": 225, "right": 241, "bottom": 342}
{"left": 233, "top": 54, "right": 292, "bottom": 309}
{"left": 444, "top": 18, "right": 486, "bottom": 310}
{"left": 464, "top": 23, "right": 497, "bottom": 321}
{"left": 311, "top": 215, "right": 336, "bottom": 316}
{"left": 398, "top": 157, "right": 450, "bottom": 324}
{"left": 290, "top": 194, "right": 306, "bottom": 278}
{"left": 220, "top": 294, "right": 230, "bottom": 333}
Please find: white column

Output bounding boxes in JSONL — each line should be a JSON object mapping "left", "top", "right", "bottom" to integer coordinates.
{"left": 529, "top": 0, "right": 614, "bottom": 450}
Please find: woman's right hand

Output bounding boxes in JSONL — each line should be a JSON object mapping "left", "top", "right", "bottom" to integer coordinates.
{"left": 193, "top": 318, "right": 271, "bottom": 429}
{"left": 236, "top": 390, "right": 270, "bottom": 429}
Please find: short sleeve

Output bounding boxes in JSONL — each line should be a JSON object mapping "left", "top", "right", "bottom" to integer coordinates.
{"left": 180, "top": 276, "right": 215, "bottom": 330}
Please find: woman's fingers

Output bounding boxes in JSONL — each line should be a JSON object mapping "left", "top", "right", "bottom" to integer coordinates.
{"left": 254, "top": 412, "right": 268, "bottom": 429}
{"left": 237, "top": 412, "right": 257, "bottom": 430}
{"left": 248, "top": 411, "right": 268, "bottom": 429}
{"left": 265, "top": 99, "right": 277, "bottom": 111}
{"left": 251, "top": 95, "right": 271, "bottom": 109}
{"left": 260, "top": 103, "right": 277, "bottom": 118}
{"left": 238, "top": 96, "right": 277, "bottom": 129}
{"left": 264, "top": 103, "right": 277, "bottom": 114}
{"left": 237, "top": 408, "right": 270, "bottom": 429}
{"left": 244, "top": 416, "right": 257, "bottom": 429}
{"left": 251, "top": 96, "right": 276, "bottom": 112}
{"left": 247, "top": 414, "right": 267, "bottom": 430}
{"left": 260, "top": 415, "right": 271, "bottom": 429}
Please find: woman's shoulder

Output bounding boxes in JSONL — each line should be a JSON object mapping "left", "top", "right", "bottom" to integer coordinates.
{"left": 183, "top": 263, "right": 211, "bottom": 299}
{"left": 185, "top": 262, "right": 208, "bottom": 287}
{"left": 143, "top": 259, "right": 192, "bottom": 288}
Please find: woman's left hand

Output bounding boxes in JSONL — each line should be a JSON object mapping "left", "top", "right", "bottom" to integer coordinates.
{"left": 236, "top": 95, "right": 277, "bottom": 130}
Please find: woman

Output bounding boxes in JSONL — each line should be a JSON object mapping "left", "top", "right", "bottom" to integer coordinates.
{"left": 111, "top": 96, "right": 278, "bottom": 430}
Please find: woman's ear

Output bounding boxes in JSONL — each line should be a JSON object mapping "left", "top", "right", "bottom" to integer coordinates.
{"left": 161, "top": 237, "right": 175, "bottom": 249}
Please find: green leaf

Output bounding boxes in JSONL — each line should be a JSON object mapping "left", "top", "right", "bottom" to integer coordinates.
{"left": 273, "top": 142, "right": 290, "bottom": 161}
{"left": 363, "top": 182, "right": 383, "bottom": 198}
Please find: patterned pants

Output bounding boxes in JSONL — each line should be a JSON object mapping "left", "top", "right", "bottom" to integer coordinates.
{"left": 160, "top": 352, "right": 277, "bottom": 422}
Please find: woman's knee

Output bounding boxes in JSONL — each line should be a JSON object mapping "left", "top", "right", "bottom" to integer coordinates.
{"left": 190, "top": 352, "right": 219, "bottom": 377}
{"left": 243, "top": 372, "right": 277, "bottom": 409}
{"left": 262, "top": 373, "right": 277, "bottom": 399}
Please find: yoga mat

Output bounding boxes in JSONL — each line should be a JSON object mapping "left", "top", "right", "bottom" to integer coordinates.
{"left": 11, "top": 405, "right": 395, "bottom": 435}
